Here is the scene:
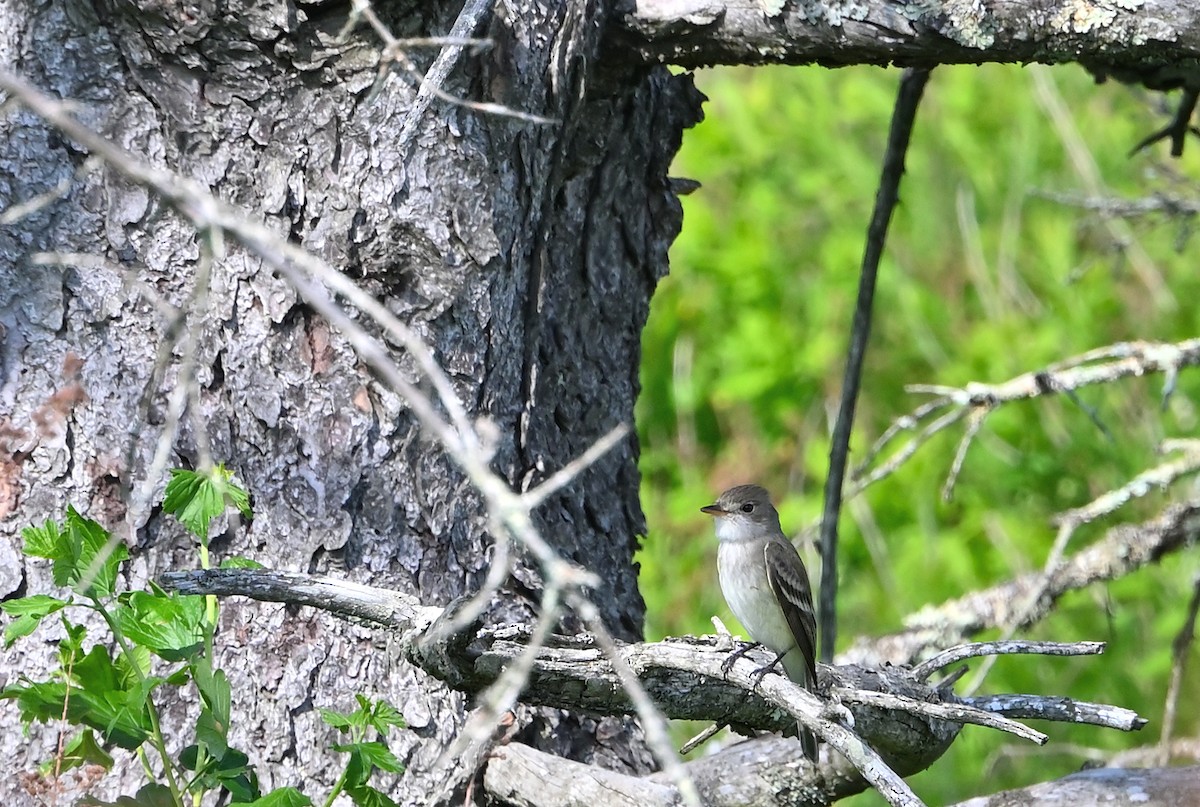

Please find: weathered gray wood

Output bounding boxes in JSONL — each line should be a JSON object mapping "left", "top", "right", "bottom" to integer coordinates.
{"left": 612, "top": 0, "right": 1200, "bottom": 78}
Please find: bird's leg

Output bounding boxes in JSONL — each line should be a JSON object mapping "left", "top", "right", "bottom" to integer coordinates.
{"left": 748, "top": 651, "right": 787, "bottom": 689}
{"left": 720, "top": 640, "right": 763, "bottom": 678}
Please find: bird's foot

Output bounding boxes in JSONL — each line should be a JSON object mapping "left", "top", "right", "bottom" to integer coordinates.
{"left": 747, "top": 652, "right": 786, "bottom": 689}
{"left": 720, "top": 640, "right": 763, "bottom": 679}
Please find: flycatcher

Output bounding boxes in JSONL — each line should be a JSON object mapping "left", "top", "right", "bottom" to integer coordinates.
{"left": 702, "top": 484, "right": 819, "bottom": 761}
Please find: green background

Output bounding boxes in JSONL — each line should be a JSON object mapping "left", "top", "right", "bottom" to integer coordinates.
{"left": 636, "top": 63, "right": 1200, "bottom": 805}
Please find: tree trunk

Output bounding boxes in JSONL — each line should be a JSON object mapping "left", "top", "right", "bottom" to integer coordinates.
{"left": 0, "top": 0, "right": 702, "bottom": 803}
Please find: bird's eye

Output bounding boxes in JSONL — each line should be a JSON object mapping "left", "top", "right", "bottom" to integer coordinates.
{"left": 740, "top": 503, "right": 755, "bottom": 513}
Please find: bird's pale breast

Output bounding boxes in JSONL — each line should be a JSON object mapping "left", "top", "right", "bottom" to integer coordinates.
{"left": 717, "top": 539, "right": 797, "bottom": 657}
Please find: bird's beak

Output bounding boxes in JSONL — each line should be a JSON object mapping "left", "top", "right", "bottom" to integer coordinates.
{"left": 700, "top": 503, "right": 726, "bottom": 517}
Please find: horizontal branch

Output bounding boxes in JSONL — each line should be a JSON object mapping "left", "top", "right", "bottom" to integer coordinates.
{"left": 160, "top": 568, "right": 1146, "bottom": 805}
{"left": 957, "top": 694, "right": 1147, "bottom": 732}
{"left": 609, "top": 0, "right": 1200, "bottom": 74}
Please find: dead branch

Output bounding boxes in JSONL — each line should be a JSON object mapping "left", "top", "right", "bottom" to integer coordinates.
{"left": 609, "top": 0, "right": 1200, "bottom": 74}
{"left": 160, "top": 567, "right": 1146, "bottom": 806}
{"left": 842, "top": 501, "right": 1200, "bottom": 668}
{"left": 948, "top": 763, "right": 1200, "bottom": 807}
{"left": 852, "top": 339, "right": 1200, "bottom": 496}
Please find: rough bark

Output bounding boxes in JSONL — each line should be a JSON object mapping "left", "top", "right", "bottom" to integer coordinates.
{"left": 0, "top": 0, "right": 701, "bottom": 803}
{"left": 950, "top": 765, "right": 1200, "bottom": 807}
{"left": 612, "top": 0, "right": 1200, "bottom": 78}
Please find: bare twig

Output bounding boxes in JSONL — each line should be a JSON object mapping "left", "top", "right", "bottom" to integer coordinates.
{"left": 819, "top": 66, "right": 932, "bottom": 663}
{"left": 351, "top": 0, "right": 554, "bottom": 132}
{"left": 432, "top": 584, "right": 566, "bottom": 803}
{"left": 840, "top": 502, "right": 1200, "bottom": 668}
{"left": 1130, "top": 84, "right": 1200, "bottom": 157}
{"left": 522, "top": 424, "right": 631, "bottom": 507}
{"left": 958, "top": 693, "right": 1147, "bottom": 732}
{"left": 1054, "top": 439, "right": 1200, "bottom": 530}
{"left": 833, "top": 687, "right": 1047, "bottom": 744}
{"left": 1158, "top": 574, "right": 1200, "bottom": 764}
{"left": 1032, "top": 66, "right": 1173, "bottom": 308}
{"left": 1038, "top": 190, "right": 1200, "bottom": 220}
{"left": 854, "top": 339, "right": 1200, "bottom": 494}
{"left": 911, "top": 640, "right": 1106, "bottom": 681}
{"left": 570, "top": 593, "right": 701, "bottom": 807}
{"left": 963, "top": 442, "right": 1200, "bottom": 694}
{"left": 0, "top": 156, "right": 100, "bottom": 223}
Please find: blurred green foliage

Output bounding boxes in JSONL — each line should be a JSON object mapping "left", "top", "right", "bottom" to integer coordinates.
{"left": 636, "top": 63, "right": 1200, "bottom": 804}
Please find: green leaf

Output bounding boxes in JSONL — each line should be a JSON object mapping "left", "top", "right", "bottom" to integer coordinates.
{"left": 1, "top": 594, "right": 70, "bottom": 617}
{"left": 319, "top": 707, "right": 354, "bottom": 731}
{"left": 4, "top": 614, "right": 42, "bottom": 646}
{"left": 335, "top": 741, "right": 404, "bottom": 789}
{"left": 193, "top": 659, "right": 231, "bottom": 745}
{"left": 181, "top": 744, "right": 259, "bottom": 802}
{"left": 344, "top": 785, "right": 400, "bottom": 807}
{"left": 116, "top": 643, "right": 153, "bottom": 680}
{"left": 22, "top": 519, "right": 64, "bottom": 559}
{"left": 44, "top": 729, "right": 114, "bottom": 775}
{"left": 59, "top": 618, "right": 88, "bottom": 666}
{"left": 114, "top": 591, "right": 205, "bottom": 661}
{"left": 366, "top": 700, "right": 406, "bottom": 734}
{"left": 4, "top": 642, "right": 157, "bottom": 749}
{"left": 2, "top": 671, "right": 152, "bottom": 750}
{"left": 2, "top": 679, "right": 69, "bottom": 725}
{"left": 55, "top": 507, "right": 127, "bottom": 599}
{"left": 1, "top": 593, "right": 70, "bottom": 646}
{"left": 240, "top": 787, "right": 312, "bottom": 807}
{"left": 79, "top": 782, "right": 176, "bottom": 806}
{"left": 221, "top": 556, "right": 265, "bottom": 570}
{"left": 195, "top": 706, "right": 228, "bottom": 758}
{"left": 351, "top": 741, "right": 404, "bottom": 774}
{"left": 162, "top": 465, "right": 252, "bottom": 541}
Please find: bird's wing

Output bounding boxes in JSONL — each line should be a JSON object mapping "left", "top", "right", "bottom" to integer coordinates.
{"left": 763, "top": 538, "right": 818, "bottom": 688}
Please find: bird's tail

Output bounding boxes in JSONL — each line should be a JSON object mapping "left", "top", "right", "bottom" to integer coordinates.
{"left": 782, "top": 650, "right": 819, "bottom": 762}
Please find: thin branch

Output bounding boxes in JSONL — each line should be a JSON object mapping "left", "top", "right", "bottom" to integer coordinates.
{"left": 1130, "top": 84, "right": 1200, "bottom": 157}
{"left": 840, "top": 501, "right": 1200, "bottom": 668}
{"left": 611, "top": 0, "right": 1200, "bottom": 70}
{"left": 522, "top": 423, "right": 631, "bottom": 507}
{"left": 570, "top": 592, "right": 701, "bottom": 807}
{"left": 432, "top": 583, "right": 565, "bottom": 804}
{"left": 0, "top": 156, "right": 100, "bottom": 223}
{"left": 963, "top": 441, "right": 1200, "bottom": 695}
{"left": 957, "top": 694, "right": 1147, "bottom": 732}
{"left": 911, "top": 640, "right": 1106, "bottom": 681}
{"left": 833, "top": 688, "right": 1047, "bottom": 745}
{"left": 1054, "top": 440, "right": 1200, "bottom": 530}
{"left": 1158, "top": 574, "right": 1200, "bottom": 764}
{"left": 1032, "top": 66, "right": 1173, "bottom": 307}
{"left": 853, "top": 339, "right": 1200, "bottom": 493}
{"left": 350, "top": 0, "right": 555, "bottom": 131}
{"left": 819, "top": 66, "right": 931, "bottom": 663}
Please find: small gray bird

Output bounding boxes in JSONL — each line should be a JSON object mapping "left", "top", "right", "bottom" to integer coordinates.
{"left": 702, "top": 484, "right": 819, "bottom": 761}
